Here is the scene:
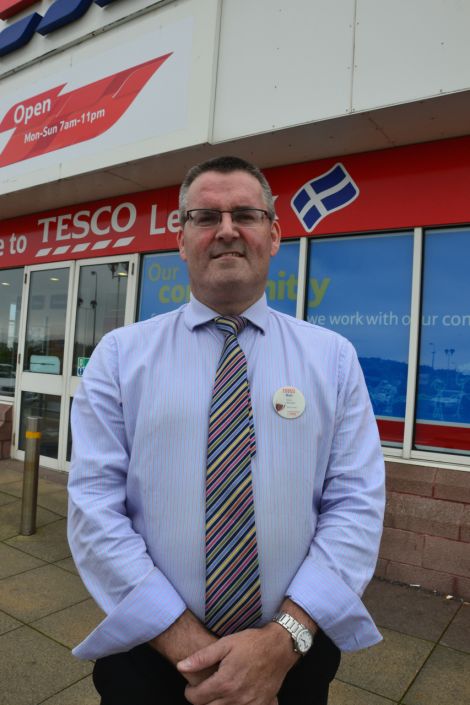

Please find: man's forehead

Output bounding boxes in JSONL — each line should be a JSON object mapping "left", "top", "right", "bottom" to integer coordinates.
{"left": 187, "top": 169, "right": 264, "bottom": 202}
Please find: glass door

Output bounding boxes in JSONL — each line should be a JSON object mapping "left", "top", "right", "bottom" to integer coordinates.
{"left": 14, "top": 263, "right": 73, "bottom": 468}
{"left": 12, "top": 255, "right": 138, "bottom": 470}
{"left": 65, "top": 257, "right": 137, "bottom": 465}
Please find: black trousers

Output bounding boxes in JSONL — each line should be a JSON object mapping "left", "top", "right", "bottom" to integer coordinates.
{"left": 93, "top": 629, "right": 341, "bottom": 705}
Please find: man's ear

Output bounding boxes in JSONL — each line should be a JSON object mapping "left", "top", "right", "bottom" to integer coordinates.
{"left": 176, "top": 229, "right": 187, "bottom": 261}
{"left": 270, "top": 219, "right": 282, "bottom": 256}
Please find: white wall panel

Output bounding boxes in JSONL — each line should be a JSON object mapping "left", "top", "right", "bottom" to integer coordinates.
{"left": 213, "top": 0, "right": 355, "bottom": 142}
{"left": 353, "top": 0, "right": 470, "bottom": 111}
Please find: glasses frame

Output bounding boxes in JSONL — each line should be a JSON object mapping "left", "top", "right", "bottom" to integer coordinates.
{"left": 185, "top": 208, "right": 271, "bottom": 228}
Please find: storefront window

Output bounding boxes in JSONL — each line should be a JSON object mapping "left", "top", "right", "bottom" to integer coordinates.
{"left": 415, "top": 227, "right": 470, "bottom": 454}
{"left": 138, "top": 241, "right": 300, "bottom": 320}
{"left": 0, "top": 268, "right": 23, "bottom": 398}
{"left": 72, "top": 262, "right": 128, "bottom": 375}
{"left": 306, "top": 233, "right": 413, "bottom": 446}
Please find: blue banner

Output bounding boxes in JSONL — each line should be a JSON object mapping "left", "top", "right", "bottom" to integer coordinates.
{"left": 307, "top": 233, "right": 413, "bottom": 425}
{"left": 138, "top": 252, "right": 189, "bottom": 320}
{"left": 138, "top": 241, "right": 300, "bottom": 320}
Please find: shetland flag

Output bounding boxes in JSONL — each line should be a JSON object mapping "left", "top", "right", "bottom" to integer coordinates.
{"left": 291, "top": 163, "right": 359, "bottom": 232}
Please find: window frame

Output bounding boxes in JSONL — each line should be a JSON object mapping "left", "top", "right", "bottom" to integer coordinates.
{"left": 408, "top": 226, "right": 470, "bottom": 468}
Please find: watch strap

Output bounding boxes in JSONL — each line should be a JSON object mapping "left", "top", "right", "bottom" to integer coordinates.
{"left": 272, "top": 611, "right": 314, "bottom": 654}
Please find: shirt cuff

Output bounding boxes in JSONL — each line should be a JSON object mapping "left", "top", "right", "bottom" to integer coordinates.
{"left": 286, "top": 561, "right": 382, "bottom": 652}
{"left": 72, "top": 567, "right": 187, "bottom": 660}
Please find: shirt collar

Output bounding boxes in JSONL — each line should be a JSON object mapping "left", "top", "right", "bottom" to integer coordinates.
{"left": 184, "top": 293, "right": 268, "bottom": 334}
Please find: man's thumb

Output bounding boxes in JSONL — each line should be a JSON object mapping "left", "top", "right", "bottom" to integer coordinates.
{"left": 177, "top": 641, "right": 225, "bottom": 673}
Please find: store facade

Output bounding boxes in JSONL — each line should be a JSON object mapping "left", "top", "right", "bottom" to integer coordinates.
{"left": 1, "top": 0, "right": 470, "bottom": 597}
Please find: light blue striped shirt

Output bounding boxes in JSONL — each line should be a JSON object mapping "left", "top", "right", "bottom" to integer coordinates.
{"left": 68, "top": 294, "right": 385, "bottom": 659}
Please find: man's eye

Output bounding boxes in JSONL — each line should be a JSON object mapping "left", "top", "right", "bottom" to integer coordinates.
{"left": 196, "top": 211, "right": 218, "bottom": 226}
{"left": 233, "top": 210, "right": 257, "bottom": 225}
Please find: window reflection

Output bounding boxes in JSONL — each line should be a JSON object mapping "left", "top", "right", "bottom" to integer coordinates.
{"left": 415, "top": 227, "right": 470, "bottom": 454}
{"left": 306, "top": 233, "right": 413, "bottom": 447}
{"left": 19, "top": 392, "right": 61, "bottom": 459}
{"left": 24, "top": 269, "right": 69, "bottom": 375}
{"left": 0, "top": 268, "right": 22, "bottom": 397}
{"left": 72, "top": 262, "right": 128, "bottom": 375}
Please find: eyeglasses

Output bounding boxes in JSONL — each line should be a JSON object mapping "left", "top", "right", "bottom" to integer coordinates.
{"left": 185, "top": 208, "right": 271, "bottom": 228}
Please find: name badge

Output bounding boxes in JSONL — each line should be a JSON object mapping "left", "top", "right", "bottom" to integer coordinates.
{"left": 273, "top": 386, "right": 306, "bottom": 419}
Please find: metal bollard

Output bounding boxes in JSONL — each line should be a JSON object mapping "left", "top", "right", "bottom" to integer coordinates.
{"left": 20, "top": 417, "right": 42, "bottom": 536}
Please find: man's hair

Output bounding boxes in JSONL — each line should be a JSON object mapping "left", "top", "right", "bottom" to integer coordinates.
{"left": 178, "top": 155, "right": 276, "bottom": 223}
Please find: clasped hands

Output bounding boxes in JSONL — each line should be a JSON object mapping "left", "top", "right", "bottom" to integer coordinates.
{"left": 176, "top": 623, "right": 298, "bottom": 705}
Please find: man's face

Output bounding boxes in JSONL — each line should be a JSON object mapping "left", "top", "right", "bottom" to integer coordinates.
{"left": 176, "top": 170, "right": 281, "bottom": 313}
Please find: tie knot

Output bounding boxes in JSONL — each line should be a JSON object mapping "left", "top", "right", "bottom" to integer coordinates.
{"left": 214, "top": 315, "right": 247, "bottom": 337}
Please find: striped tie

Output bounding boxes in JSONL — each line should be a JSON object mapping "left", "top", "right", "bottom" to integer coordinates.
{"left": 205, "top": 315, "right": 262, "bottom": 635}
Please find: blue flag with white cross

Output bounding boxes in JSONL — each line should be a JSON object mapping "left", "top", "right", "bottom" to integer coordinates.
{"left": 291, "top": 163, "right": 359, "bottom": 232}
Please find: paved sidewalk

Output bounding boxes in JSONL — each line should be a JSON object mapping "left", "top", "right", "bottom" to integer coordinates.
{"left": 0, "top": 458, "right": 469, "bottom": 705}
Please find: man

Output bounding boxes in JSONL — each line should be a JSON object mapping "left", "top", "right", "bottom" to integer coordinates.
{"left": 68, "top": 156, "right": 385, "bottom": 705}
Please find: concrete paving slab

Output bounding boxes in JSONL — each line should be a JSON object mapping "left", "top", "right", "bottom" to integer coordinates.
{"left": 0, "top": 478, "right": 67, "bottom": 499}
{"left": 0, "top": 625, "right": 92, "bottom": 705}
{"left": 0, "top": 468, "right": 23, "bottom": 485}
{"left": 32, "top": 598, "right": 106, "bottom": 650}
{"left": 0, "top": 480, "right": 69, "bottom": 516}
{"left": 0, "top": 500, "right": 61, "bottom": 540}
{"left": 0, "top": 564, "right": 89, "bottom": 622}
{"left": 0, "top": 609, "right": 21, "bottom": 636}
{"left": 35, "top": 489, "right": 68, "bottom": 517}
{"left": 0, "top": 541, "right": 45, "bottom": 579}
{"left": 5, "top": 517, "right": 70, "bottom": 562}
{"left": 39, "top": 676, "right": 99, "bottom": 705}
{"left": 3, "top": 478, "right": 68, "bottom": 517}
{"left": 336, "top": 627, "right": 433, "bottom": 702}
{"left": 403, "top": 645, "right": 470, "bottom": 705}
{"left": 0, "top": 490, "right": 18, "bottom": 507}
{"left": 330, "top": 680, "right": 396, "bottom": 704}
{"left": 439, "top": 603, "right": 470, "bottom": 654}
{"left": 39, "top": 466, "right": 68, "bottom": 486}
{"left": 363, "top": 579, "right": 460, "bottom": 642}
{"left": 54, "top": 556, "right": 79, "bottom": 575}
{"left": 2, "top": 479, "right": 68, "bottom": 516}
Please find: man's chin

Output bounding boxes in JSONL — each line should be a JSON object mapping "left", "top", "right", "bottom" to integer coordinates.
{"left": 201, "top": 272, "right": 250, "bottom": 296}
{"left": 208, "top": 258, "right": 249, "bottom": 282}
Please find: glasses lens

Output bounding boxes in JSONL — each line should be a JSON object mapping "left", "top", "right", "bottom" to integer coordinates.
{"left": 191, "top": 210, "right": 220, "bottom": 227}
{"left": 232, "top": 209, "right": 264, "bottom": 226}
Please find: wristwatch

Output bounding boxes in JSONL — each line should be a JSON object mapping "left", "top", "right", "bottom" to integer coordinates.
{"left": 272, "top": 612, "right": 314, "bottom": 655}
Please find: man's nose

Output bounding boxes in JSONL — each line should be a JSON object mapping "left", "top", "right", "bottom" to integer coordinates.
{"left": 215, "top": 212, "right": 240, "bottom": 240}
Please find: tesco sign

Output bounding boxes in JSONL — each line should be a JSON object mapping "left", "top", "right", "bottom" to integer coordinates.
{"left": 0, "top": 0, "right": 120, "bottom": 57}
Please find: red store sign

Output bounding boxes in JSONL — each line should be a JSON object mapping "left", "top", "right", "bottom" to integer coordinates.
{"left": 1, "top": 135, "right": 470, "bottom": 269}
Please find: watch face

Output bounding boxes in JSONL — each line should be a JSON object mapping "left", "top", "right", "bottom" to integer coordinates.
{"left": 296, "top": 628, "right": 313, "bottom": 654}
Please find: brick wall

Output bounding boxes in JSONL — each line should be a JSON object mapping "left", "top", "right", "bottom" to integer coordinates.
{"left": 0, "top": 403, "right": 12, "bottom": 459}
{"left": 377, "top": 461, "right": 470, "bottom": 600}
